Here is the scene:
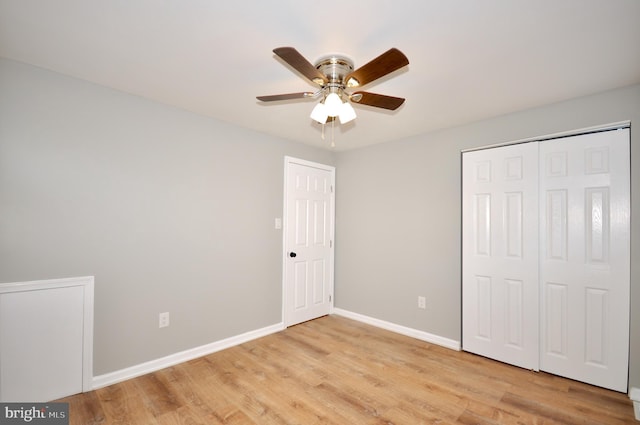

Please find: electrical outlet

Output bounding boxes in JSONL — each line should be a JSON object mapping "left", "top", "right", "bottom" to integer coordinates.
{"left": 418, "top": 296, "right": 426, "bottom": 310}
{"left": 159, "top": 312, "right": 170, "bottom": 328}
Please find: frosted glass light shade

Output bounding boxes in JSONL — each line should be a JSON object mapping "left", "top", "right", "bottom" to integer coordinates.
{"left": 310, "top": 102, "right": 328, "bottom": 124}
{"left": 324, "top": 92, "right": 342, "bottom": 117}
{"left": 338, "top": 102, "right": 357, "bottom": 124}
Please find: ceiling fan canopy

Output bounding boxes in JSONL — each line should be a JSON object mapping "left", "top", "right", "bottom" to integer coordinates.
{"left": 257, "top": 47, "right": 409, "bottom": 126}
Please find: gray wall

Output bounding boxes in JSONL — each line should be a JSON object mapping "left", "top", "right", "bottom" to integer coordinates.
{"left": 2, "top": 57, "right": 639, "bottom": 392}
{"left": 335, "top": 83, "right": 640, "bottom": 391}
{"left": 0, "top": 58, "right": 334, "bottom": 375}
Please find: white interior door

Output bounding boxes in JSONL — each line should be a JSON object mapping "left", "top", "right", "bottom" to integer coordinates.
{"left": 283, "top": 157, "right": 334, "bottom": 327}
{"left": 539, "top": 129, "right": 630, "bottom": 392}
{"left": 462, "top": 142, "right": 540, "bottom": 370}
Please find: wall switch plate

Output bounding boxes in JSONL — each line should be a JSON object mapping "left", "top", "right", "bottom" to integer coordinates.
{"left": 159, "top": 312, "right": 170, "bottom": 328}
{"left": 275, "top": 218, "right": 282, "bottom": 229}
{"left": 418, "top": 296, "right": 426, "bottom": 310}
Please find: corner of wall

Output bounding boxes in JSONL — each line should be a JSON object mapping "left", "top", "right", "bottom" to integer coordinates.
{"left": 630, "top": 387, "right": 640, "bottom": 421}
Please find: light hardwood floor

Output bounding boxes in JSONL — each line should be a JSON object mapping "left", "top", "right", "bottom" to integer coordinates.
{"left": 58, "top": 315, "right": 636, "bottom": 424}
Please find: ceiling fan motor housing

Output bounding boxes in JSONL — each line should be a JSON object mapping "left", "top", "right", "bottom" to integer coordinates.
{"left": 314, "top": 56, "right": 354, "bottom": 98}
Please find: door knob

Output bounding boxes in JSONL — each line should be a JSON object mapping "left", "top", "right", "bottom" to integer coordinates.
{"left": 289, "top": 252, "right": 297, "bottom": 258}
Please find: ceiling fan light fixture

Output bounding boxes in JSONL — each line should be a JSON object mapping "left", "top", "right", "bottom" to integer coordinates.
{"left": 338, "top": 102, "right": 357, "bottom": 124}
{"left": 310, "top": 102, "right": 328, "bottom": 124}
{"left": 324, "top": 92, "right": 342, "bottom": 117}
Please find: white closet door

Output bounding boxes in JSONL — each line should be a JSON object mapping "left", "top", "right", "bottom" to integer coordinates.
{"left": 539, "top": 129, "right": 630, "bottom": 392}
{"left": 462, "top": 142, "right": 540, "bottom": 370}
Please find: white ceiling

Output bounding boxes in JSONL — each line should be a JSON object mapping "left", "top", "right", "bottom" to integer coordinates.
{"left": 1, "top": 1, "right": 639, "bottom": 151}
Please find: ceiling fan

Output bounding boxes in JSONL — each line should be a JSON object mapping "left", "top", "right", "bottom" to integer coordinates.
{"left": 257, "top": 47, "right": 409, "bottom": 126}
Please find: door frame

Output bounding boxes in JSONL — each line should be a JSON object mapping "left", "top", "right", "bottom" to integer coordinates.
{"left": 460, "top": 121, "right": 630, "bottom": 155}
{"left": 282, "top": 156, "right": 335, "bottom": 327}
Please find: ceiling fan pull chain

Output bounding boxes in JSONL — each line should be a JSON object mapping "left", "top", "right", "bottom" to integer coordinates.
{"left": 331, "top": 117, "right": 336, "bottom": 148}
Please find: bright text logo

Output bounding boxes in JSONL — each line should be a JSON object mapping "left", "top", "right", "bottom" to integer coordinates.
{"left": 0, "top": 403, "right": 68, "bottom": 424}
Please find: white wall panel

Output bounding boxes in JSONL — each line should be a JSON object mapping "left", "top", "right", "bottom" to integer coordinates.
{"left": 0, "top": 277, "right": 93, "bottom": 402}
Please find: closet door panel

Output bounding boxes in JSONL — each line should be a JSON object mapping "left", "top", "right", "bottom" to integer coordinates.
{"left": 539, "top": 129, "right": 630, "bottom": 392}
{"left": 462, "top": 142, "right": 540, "bottom": 370}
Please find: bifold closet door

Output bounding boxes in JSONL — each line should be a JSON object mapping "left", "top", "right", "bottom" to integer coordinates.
{"left": 462, "top": 142, "right": 540, "bottom": 371}
{"left": 539, "top": 129, "right": 630, "bottom": 392}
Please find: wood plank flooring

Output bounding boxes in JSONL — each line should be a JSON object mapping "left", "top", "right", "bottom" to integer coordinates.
{"left": 58, "top": 315, "right": 637, "bottom": 424}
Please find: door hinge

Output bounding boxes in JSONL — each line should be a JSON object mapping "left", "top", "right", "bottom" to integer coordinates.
{"left": 329, "top": 294, "right": 332, "bottom": 302}
{"left": 331, "top": 185, "right": 334, "bottom": 193}
{"left": 330, "top": 240, "right": 333, "bottom": 248}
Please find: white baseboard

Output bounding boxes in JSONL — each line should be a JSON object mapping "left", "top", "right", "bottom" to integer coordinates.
{"left": 92, "top": 311, "right": 461, "bottom": 390}
{"left": 630, "top": 387, "right": 640, "bottom": 420}
{"left": 332, "top": 308, "right": 461, "bottom": 351}
{"left": 92, "top": 322, "right": 285, "bottom": 390}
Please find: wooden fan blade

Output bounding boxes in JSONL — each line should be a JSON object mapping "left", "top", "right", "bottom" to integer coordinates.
{"left": 273, "top": 47, "right": 328, "bottom": 85}
{"left": 350, "top": 91, "right": 405, "bottom": 110}
{"left": 344, "top": 48, "right": 409, "bottom": 88}
{"left": 257, "top": 92, "right": 314, "bottom": 102}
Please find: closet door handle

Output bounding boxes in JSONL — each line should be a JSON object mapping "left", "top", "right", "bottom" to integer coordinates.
{"left": 289, "top": 252, "right": 297, "bottom": 258}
